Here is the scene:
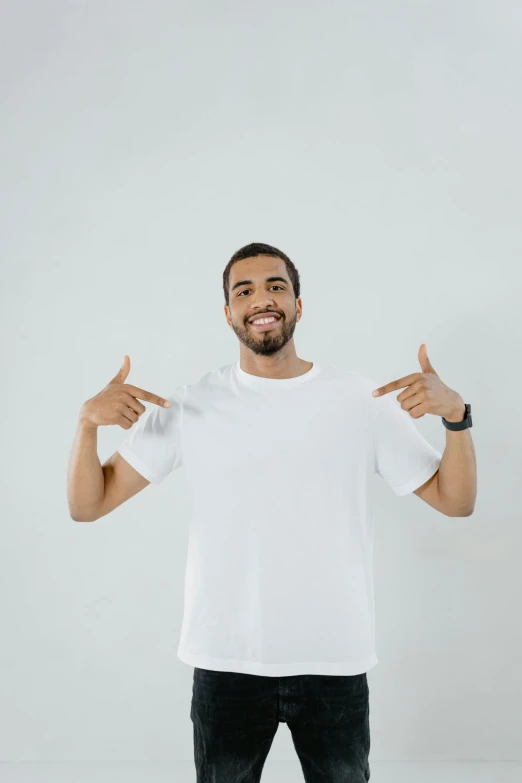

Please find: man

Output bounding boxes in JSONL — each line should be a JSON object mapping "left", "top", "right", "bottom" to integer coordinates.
{"left": 68, "top": 242, "right": 476, "bottom": 782}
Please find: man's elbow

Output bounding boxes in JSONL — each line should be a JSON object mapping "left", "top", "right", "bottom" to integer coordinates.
{"left": 70, "top": 511, "right": 97, "bottom": 522}
{"left": 447, "top": 505, "right": 475, "bottom": 517}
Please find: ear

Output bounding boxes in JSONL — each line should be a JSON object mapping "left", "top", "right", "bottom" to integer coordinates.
{"left": 224, "top": 304, "right": 232, "bottom": 327}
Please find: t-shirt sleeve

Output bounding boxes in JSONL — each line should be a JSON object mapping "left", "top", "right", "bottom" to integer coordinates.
{"left": 116, "top": 385, "right": 185, "bottom": 485}
{"left": 373, "top": 388, "right": 442, "bottom": 496}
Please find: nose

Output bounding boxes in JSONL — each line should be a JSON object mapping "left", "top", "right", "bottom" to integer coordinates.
{"left": 250, "top": 293, "right": 277, "bottom": 314}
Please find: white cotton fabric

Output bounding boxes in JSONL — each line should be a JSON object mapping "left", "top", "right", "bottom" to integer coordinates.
{"left": 117, "top": 361, "right": 442, "bottom": 676}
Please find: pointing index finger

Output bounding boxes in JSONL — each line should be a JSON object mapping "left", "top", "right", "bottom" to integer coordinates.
{"left": 123, "top": 384, "right": 171, "bottom": 408}
{"left": 372, "top": 372, "right": 420, "bottom": 397}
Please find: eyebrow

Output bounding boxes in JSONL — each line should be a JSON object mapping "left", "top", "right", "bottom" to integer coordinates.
{"left": 231, "top": 276, "right": 289, "bottom": 292}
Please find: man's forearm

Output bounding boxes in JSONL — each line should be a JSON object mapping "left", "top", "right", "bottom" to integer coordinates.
{"left": 67, "top": 416, "right": 105, "bottom": 521}
{"left": 437, "top": 401, "right": 477, "bottom": 516}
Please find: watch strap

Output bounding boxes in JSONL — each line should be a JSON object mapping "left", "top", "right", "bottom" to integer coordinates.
{"left": 442, "top": 403, "right": 472, "bottom": 431}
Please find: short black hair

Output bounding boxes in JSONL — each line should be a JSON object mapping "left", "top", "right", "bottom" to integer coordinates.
{"left": 223, "top": 242, "right": 300, "bottom": 306}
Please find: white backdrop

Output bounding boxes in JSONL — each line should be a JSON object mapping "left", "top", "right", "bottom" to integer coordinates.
{"left": 1, "top": 0, "right": 520, "bottom": 765}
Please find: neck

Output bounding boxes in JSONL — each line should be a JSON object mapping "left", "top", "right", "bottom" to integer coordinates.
{"left": 238, "top": 351, "right": 312, "bottom": 380}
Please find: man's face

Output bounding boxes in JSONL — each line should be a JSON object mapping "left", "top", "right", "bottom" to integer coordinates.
{"left": 224, "top": 255, "right": 302, "bottom": 356}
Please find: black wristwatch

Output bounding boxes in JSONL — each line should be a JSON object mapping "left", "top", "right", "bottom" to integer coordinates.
{"left": 442, "top": 403, "right": 472, "bottom": 431}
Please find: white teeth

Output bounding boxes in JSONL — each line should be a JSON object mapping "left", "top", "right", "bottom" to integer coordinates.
{"left": 252, "top": 317, "right": 277, "bottom": 325}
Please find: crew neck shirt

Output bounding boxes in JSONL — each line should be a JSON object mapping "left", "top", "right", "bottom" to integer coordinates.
{"left": 117, "top": 360, "right": 442, "bottom": 676}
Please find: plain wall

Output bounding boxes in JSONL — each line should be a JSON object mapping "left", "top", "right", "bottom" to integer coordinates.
{"left": 1, "top": 0, "right": 520, "bottom": 763}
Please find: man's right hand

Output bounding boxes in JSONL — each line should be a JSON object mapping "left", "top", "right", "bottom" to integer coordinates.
{"left": 79, "top": 355, "right": 171, "bottom": 430}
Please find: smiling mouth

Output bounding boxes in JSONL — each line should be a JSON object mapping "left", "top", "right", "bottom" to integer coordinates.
{"left": 249, "top": 316, "right": 281, "bottom": 331}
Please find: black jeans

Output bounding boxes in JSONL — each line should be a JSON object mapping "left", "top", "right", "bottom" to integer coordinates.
{"left": 190, "top": 667, "right": 371, "bottom": 782}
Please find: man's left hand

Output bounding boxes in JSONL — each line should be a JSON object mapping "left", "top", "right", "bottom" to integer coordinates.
{"left": 372, "top": 344, "right": 465, "bottom": 422}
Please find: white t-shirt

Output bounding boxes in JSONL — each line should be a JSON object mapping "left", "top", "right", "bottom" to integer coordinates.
{"left": 117, "top": 361, "right": 442, "bottom": 677}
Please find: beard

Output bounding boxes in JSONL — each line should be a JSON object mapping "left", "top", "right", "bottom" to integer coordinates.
{"left": 230, "top": 312, "right": 297, "bottom": 356}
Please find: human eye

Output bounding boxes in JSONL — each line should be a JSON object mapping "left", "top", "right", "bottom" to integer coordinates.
{"left": 238, "top": 285, "right": 284, "bottom": 297}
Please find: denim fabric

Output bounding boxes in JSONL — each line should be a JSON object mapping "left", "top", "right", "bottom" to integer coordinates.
{"left": 190, "top": 667, "right": 371, "bottom": 782}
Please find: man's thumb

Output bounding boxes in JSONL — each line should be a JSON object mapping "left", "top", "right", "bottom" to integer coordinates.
{"left": 110, "top": 355, "right": 130, "bottom": 384}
